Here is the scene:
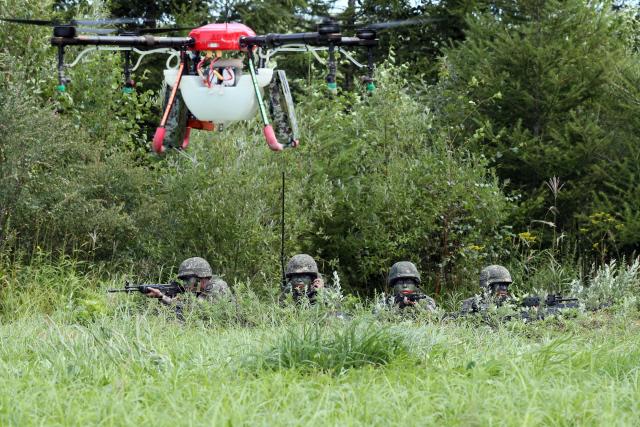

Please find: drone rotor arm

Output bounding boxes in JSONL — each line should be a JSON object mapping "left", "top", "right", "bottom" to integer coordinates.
{"left": 241, "top": 32, "right": 344, "bottom": 49}
{"left": 51, "top": 35, "right": 194, "bottom": 49}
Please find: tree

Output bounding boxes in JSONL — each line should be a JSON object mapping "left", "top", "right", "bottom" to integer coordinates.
{"left": 432, "top": 0, "right": 640, "bottom": 254}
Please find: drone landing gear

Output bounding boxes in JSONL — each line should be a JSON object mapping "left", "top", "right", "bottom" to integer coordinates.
{"left": 269, "top": 70, "right": 299, "bottom": 148}
{"left": 246, "top": 52, "right": 282, "bottom": 151}
{"left": 181, "top": 119, "right": 215, "bottom": 149}
{"left": 153, "top": 56, "right": 186, "bottom": 153}
{"left": 155, "top": 75, "right": 188, "bottom": 152}
{"left": 247, "top": 51, "right": 299, "bottom": 151}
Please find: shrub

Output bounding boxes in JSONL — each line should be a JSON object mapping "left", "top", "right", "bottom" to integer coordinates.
{"left": 247, "top": 320, "right": 410, "bottom": 374}
{"left": 570, "top": 258, "right": 640, "bottom": 310}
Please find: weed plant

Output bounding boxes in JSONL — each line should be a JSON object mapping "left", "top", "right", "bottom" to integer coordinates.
{"left": 247, "top": 320, "right": 410, "bottom": 374}
{"left": 571, "top": 257, "right": 640, "bottom": 310}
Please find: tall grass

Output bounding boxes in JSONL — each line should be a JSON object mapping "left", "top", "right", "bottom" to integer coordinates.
{"left": 1, "top": 311, "right": 639, "bottom": 426}
{"left": 1, "top": 258, "right": 640, "bottom": 425}
{"left": 248, "top": 321, "right": 410, "bottom": 374}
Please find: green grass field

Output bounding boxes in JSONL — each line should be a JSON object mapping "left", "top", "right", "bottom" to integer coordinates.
{"left": 2, "top": 306, "right": 639, "bottom": 426}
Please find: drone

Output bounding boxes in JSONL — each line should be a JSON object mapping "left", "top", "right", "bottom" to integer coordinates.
{"left": 1, "top": 16, "right": 432, "bottom": 153}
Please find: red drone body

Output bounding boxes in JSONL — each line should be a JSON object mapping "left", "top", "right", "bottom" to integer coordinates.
{"left": 189, "top": 23, "right": 256, "bottom": 51}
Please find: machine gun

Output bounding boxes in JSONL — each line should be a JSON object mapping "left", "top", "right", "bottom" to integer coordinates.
{"left": 521, "top": 294, "right": 579, "bottom": 309}
{"left": 107, "top": 281, "right": 186, "bottom": 298}
{"left": 544, "top": 294, "right": 579, "bottom": 308}
{"left": 520, "top": 293, "right": 579, "bottom": 320}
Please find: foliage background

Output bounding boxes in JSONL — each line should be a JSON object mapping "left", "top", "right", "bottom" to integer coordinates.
{"left": 2, "top": 0, "right": 640, "bottom": 300}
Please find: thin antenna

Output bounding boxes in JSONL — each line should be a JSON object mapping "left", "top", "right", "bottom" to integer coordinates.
{"left": 280, "top": 169, "right": 286, "bottom": 287}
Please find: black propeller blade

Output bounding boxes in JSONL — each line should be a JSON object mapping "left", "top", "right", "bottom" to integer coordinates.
{"left": 133, "top": 26, "right": 194, "bottom": 34}
{"left": 359, "top": 17, "right": 445, "bottom": 31}
{"left": 1, "top": 17, "right": 155, "bottom": 28}
{"left": 72, "top": 18, "right": 154, "bottom": 26}
{"left": 1, "top": 17, "right": 55, "bottom": 26}
{"left": 353, "top": 17, "right": 445, "bottom": 40}
{"left": 77, "top": 27, "right": 119, "bottom": 35}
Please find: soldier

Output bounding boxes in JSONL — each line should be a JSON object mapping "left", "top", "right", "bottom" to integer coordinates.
{"left": 385, "top": 261, "right": 436, "bottom": 311}
{"left": 146, "top": 257, "right": 232, "bottom": 306}
{"left": 281, "top": 254, "right": 324, "bottom": 304}
{"left": 460, "top": 264, "right": 513, "bottom": 314}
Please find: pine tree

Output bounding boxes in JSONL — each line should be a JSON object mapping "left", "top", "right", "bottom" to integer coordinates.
{"left": 432, "top": 0, "right": 639, "bottom": 252}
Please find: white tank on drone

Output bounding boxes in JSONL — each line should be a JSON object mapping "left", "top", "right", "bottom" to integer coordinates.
{"left": 163, "top": 58, "right": 273, "bottom": 124}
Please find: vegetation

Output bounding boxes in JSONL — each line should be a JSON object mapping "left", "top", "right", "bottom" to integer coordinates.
{"left": 2, "top": 0, "right": 640, "bottom": 422}
{"left": 1, "top": 258, "right": 640, "bottom": 425}
{"left": 0, "top": 0, "right": 513, "bottom": 296}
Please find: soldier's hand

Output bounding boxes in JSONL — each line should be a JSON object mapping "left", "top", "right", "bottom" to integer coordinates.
{"left": 146, "top": 288, "right": 165, "bottom": 298}
{"left": 403, "top": 296, "right": 417, "bottom": 306}
{"left": 312, "top": 278, "right": 324, "bottom": 290}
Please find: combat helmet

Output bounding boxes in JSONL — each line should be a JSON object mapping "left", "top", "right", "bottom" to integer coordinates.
{"left": 479, "top": 265, "right": 512, "bottom": 289}
{"left": 388, "top": 261, "right": 421, "bottom": 286}
{"left": 285, "top": 254, "right": 319, "bottom": 278}
{"left": 178, "top": 257, "right": 213, "bottom": 279}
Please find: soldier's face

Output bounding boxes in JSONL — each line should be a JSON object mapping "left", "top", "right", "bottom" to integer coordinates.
{"left": 393, "top": 279, "right": 419, "bottom": 293}
{"left": 182, "top": 276, "right": 200, "bottom": 292}
{"left": 290, "top": 274, "right": 315, "bottom": 294}
{"left": 290, "top": 274, "right": 315, "bottom": 287}
{"left": 392, "top": 279, "right": 420, "bottom": 307}
{"left": 491, "top": 283, "right": 510, "bottom": 299}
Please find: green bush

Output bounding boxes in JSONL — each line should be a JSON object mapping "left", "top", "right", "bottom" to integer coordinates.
{"left": 0, "top": 80, "right": 156, "bottom": 259}
{"left": 294, "top": 67, "right": 509, "bottom": 295}
{"left": 247, "top": 320, "right": 410, "bottom": 374}
{"left": 570, "top": 258, "right": 640, "bottom": 310}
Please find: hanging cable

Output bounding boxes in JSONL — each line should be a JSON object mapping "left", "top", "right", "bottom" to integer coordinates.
{"left": 280, "top": 165, "right": 286, "bottom": 289}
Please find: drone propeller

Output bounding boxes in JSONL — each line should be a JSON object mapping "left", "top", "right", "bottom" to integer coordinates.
{"left": 0, "top": 17, "right": 155, "bottom": 27}
{"left": 133, "top": 26, "right": 194, "bottom": 34}
{"left": 72, "top": 18, "right": 155, "bottom": 26}
{"left": 2, "top": 17, "right": 195, "bottom": 39}
{"left": 0, "top": 18, "right": 55, "bottom": 26}
{"left": 353, "top": 16, "right": 444, "bottom": 39}
{"left": 77, "top": 27, "right": 119, "bottom": 35}
{"left": 359, "top": 16, "right": 444, "bottom": 31}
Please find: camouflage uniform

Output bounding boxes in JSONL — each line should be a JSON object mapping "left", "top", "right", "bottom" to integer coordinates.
{"left": 280, "top": 254, "right": 324, "bottom": 304}
{"left": 460, "top": 265, "right": 513, "bottom": 314}
{"left": 382, "top": 261, "right": 436, "bottom": 311}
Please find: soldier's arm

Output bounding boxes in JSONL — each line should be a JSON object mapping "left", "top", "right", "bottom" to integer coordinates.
{"left": 460, "top": 298, "right": 474, "bottom": 314}
{"left": 201, "top": 279, "right": 235, "bottom": 303}
{"left": 145, "top": 287, "right": 174, "bottom": 305}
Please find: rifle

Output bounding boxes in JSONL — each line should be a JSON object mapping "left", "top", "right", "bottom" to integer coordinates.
{"left": 520, "top": 293, "right": 579, "bottom": 320}
{"left": 544, "top": 294, "right": 579, "bottom": 308}
{"left": 107, "top": 281, "right": 186, "bottom": 298}
{"left": 291, "top": 283, "right": 317, "bottom": 302}
{"left": 521, "top": 294, "right": 579, "bottom": 309}
{"left": 394, "top": 291, "right": 427, "bottom": 308}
